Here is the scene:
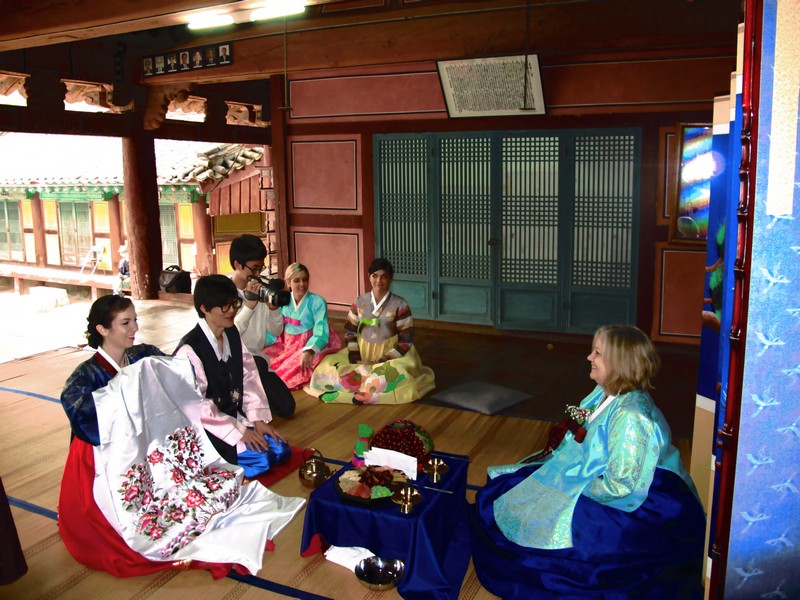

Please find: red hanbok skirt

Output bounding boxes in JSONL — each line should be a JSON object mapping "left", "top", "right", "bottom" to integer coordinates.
{"left": 58, "top": 437, "right": 241, "bottom": 578}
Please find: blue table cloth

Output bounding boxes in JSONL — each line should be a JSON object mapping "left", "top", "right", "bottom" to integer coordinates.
{"left": 300, "top": 451, "right": 471, "bottom": 600}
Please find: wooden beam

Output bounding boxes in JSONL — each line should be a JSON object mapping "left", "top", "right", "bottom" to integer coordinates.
{"left": 136, "top": 0, "right": 739, "bottom": 86}
{"left": 0, "top": 0, "right": 360, "bottom": 52}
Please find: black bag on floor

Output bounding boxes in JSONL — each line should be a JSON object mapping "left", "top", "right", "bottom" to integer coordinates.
{"left": 159, "top": 265, "right": 192, "bottom": 293}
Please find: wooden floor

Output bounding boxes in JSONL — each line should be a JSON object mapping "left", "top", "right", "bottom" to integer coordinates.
{"left": 0, "top": 298, "right": 694, "bottom": 600}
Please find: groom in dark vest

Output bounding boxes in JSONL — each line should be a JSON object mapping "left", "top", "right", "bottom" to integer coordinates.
{"left": 174, "top": 275, "right": 288, "bottom": 470}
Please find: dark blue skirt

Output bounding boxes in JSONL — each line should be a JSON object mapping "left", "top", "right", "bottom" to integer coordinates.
{"left": 469, "top": 466, "right": 706, "bottom": 599}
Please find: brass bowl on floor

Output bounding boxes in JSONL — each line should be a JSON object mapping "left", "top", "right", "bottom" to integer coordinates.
{"left": 355, "top": 556, "right": 405, "bottom": 591}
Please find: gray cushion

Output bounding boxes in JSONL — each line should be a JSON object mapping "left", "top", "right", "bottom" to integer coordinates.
{"left": 428, "top": 381, "right": 530, "bottom": 415}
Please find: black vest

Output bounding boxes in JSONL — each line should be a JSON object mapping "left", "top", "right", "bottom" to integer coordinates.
{"left": 176, "top": 324, "right": 245, "bottom": 464}
{"left": 177, "top": 324, "right": 245, "bottom": 418}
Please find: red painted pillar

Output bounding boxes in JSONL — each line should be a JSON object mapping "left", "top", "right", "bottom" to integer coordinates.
{"left": 121, "top": 131, "right": 162, "bottom": 299}
{"left": 107, "top": 193, "right": 124, "bottom": 272}
{"left": 192, "top": 195, "right": 214, "bottom": 276}
{"left": 28, "top": 192, "right": 47, "bottom": 267}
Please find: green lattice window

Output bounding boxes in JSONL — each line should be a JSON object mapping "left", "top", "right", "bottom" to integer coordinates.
{"left": 440, "top": 136, "right": 492, "bottom": 281}
{"left": 58, "top": 201, "right": 92, "bottom": 266}
{"left": 501, "top": 136, "right": 560, "bottom": 285}
{"left": 159, "top": 203, "right": 180, "bottom": 268}
{"left": 572, "top": 134, "right": 635, "bottom": 289}
{"left": 0, "top": 200, "right": 23, "bottom": 261}
{"left": 374, "top": 129, "right": 639, "bottom": 331}
{"left": 375, "top": 137, "right": 430, "bottom": 277}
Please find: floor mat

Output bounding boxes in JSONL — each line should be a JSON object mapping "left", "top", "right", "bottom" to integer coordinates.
{"left": 251, "top": 446, "right": 308, "bottom": 488}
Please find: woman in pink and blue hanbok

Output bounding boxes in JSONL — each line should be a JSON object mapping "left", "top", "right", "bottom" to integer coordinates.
{"left": 261, "top": 262, "right": 342, "bottom": 389}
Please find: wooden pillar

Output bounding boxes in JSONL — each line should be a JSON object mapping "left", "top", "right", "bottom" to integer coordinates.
{"left": 29, "top": 192, "right": 47, "bottom": 267}
{"left": 121, "top": 131, "right": 162, "bottom": 299}
{"left": 204, "top": 94, "right": 228, "bottom": 129}
{"left": 22, "top": 69, "right": 67, "bottom": 128}
{"left": 192, "top": 195, "right": 214, "bottom": 276}
{"left": 107, "top": 193, "right": 123, "bottom": 272}
{"left": 269, "top": 74, "right": 289, "bottom": 276}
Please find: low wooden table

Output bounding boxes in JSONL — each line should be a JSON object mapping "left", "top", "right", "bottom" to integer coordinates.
{"left": 300, "top": 452, "right": 472, "bottom": 599}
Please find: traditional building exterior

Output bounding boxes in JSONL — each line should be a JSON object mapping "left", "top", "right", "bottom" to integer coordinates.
{"left": 0, "top": 133, "right": 266, "bottom": 297}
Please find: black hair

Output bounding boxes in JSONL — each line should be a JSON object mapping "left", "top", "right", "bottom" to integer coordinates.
{"left": 368, "top": 257, "right": 394, "bottom": 277}
{"left": 85, "top": 295, "right": 134, "bottom": 348}
{"left": 193, "top": 274, "right": 239, "bottom": 317}
{"left": 229, "top": 234, "right": 267, "bottom": 270}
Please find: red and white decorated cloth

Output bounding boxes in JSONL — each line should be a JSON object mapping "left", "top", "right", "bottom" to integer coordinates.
{"left": 90, "top": 356, "right": 305, "bottom": 574}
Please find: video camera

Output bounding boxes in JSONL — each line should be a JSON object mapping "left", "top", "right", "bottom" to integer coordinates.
{"left": 244, "top": 276, "right": 291, "bottom": 307}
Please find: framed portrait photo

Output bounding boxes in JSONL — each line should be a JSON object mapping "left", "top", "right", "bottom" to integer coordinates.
{"left": 669, "top": 123, "right": 714, "bottom": 244}
{"left": 204, "top": 46, "right": 217, "bottom": 67}
{"left": 218, "top": 44, "right": 232, "bottom": 65}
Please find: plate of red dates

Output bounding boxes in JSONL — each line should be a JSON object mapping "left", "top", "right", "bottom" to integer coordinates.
{"left": 334, "top": 465, "right": 410, "bottom": 507}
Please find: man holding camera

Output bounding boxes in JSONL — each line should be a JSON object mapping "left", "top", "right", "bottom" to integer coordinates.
{"left": 229, "top": 235, "right": 296, "bottom": 418}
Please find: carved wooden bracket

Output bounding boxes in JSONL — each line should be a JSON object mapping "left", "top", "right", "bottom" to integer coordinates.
{"left": 143, "top": 83, "right": 194, "bottom": 130}
{"left": 0, "top": 71, "right": 26, "bottom": 97}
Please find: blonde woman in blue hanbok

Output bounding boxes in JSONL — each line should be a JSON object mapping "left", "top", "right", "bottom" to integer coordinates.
{"left": 470, "top": 325, "right": 705, "bottom": 599}
{"left": 305, "top": 258, "right": 435, "bottom": 404}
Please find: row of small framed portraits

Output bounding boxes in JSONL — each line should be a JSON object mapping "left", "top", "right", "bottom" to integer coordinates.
{"left": 143, "top": 43, "right": 233, "bottom": 78}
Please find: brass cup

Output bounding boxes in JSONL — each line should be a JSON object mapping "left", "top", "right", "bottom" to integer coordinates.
{"left": 424, "top": 457, "right": 448, "bottom": 483}
{"left": 391, "top": 483, "right": 421, "bottom": 514}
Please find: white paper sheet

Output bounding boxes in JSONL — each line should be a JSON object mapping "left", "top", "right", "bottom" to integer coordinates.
{"left": 364, "top": 447, "right": 418, "bottom": 480}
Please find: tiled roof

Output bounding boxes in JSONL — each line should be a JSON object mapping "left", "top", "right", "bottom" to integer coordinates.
{"left": 0, "top": 132, "right": 263, "bottom": 189}
{"left": 167, "top": 144, "right": 265, "bottom": 184}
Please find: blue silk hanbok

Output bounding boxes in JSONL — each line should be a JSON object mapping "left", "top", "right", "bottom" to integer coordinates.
{"left": 61, "top": 344, "right": 165, "bottom": 444}
{"left": 470, "top": 386, "right": 706, "bottom": 599}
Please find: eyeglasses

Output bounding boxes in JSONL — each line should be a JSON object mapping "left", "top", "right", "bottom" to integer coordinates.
{"left": 219, "top": 298, "right": 243, "bottom": 313}
{"left": 244, "top": 263, "right": 264, "bottom": 274}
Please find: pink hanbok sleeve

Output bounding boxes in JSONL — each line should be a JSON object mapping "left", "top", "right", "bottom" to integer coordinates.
{"left": 241, "top": 346, "right": 272, "bottom": 424}
{"left": 174, "top": 344, "right": 245, "bottom": 448}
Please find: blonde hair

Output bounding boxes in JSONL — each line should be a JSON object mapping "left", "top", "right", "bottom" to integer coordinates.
{"left": 594, "top": 324, "right": 660, "bottom": 394}
{"left": 284, "top": 262, "right": 309, "bottom": 281}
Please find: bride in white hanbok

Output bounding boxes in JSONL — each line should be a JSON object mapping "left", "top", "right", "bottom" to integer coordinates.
{"left": 59, "top": 295, "right": 305, "bottom": 578}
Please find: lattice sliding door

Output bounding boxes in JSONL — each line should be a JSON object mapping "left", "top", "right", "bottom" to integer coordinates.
{"left": 373, "top": 129, "right": 640, "bottom": 331}
{"left": 374, "top": 135, "right": 433, "bottom": 316}
{"left": 568, "top": 132, "right": 638, "bottom": 330}
{"left": 497, "top": 135, "right": 562, "bottom": 328}
{"left": 437, "top": 135, "right": 494, "bottom": 322}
